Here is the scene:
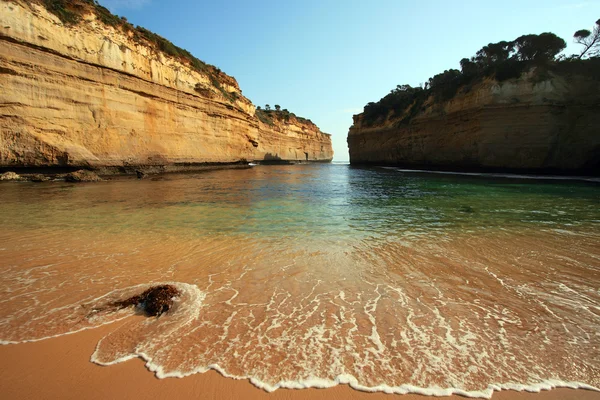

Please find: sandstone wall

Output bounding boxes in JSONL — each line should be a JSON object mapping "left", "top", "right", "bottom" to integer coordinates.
{"left": 348, "top": 72, "right": 600, "bottom": 174}
{"left": 0, "top": 1, "right": 333, "bottom": 168}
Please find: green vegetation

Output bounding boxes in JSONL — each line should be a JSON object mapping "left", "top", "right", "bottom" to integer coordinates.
{"left": 93, "top": 1, "right": 123, "bottom": 27}
{"left": 38, "top": 0, "right": 125, "bottom": 27}
{"left": 40, "top": 0, "right": 82, "bottom": 25}
{"left": 255, "top": 105, "right": 316, "bottom": 127}
{"left": 361, "top": 24, "right": 599, "bottom": 127}
{"left": 30, "top": 0, "right": 238, "bottom": 104}
{"left": 574, "top": 19, "right": 600, "bottom": 59}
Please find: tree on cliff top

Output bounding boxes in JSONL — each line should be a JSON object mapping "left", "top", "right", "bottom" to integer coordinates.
{"left": 513, "top": 33, "right": 566, "bottom": 62}
{"left": 472, "top": 33, "right": 565, "bottom": 66}
{"left": 574, "top": 19, "right": 600, "bottom": 59}
{"left": 360, "top": 31, "right": 571, "bottom": 128}
{"left": 474, "top": 41, "right": 514, "bottom": 66}
{"left": 460, "top": 58, "right": 479, "bottom": 77}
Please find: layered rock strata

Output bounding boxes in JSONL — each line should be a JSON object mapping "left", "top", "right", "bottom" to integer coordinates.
{"left": 348, "top": 71, "right": 600, "bottom": 174}
{"left": 0, "top": 1, "right": 333, "bottom": 169}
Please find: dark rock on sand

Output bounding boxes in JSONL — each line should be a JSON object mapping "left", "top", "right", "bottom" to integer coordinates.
{"left": 109, "top": 285, "right": 180, "bottom": 317}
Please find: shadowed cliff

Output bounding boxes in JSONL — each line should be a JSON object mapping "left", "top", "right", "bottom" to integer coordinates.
{"left": 348, "top": 29, "right": 600, "bottom": 175}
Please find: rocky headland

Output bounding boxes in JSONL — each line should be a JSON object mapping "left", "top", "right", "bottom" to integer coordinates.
{"left": 0, "top": 0, "right": 333, "bottom": 176}
{"left": 348, "top": 33, "right": 600, "bottom": 175}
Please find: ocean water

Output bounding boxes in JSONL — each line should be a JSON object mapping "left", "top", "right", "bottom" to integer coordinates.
{"left": 0, "top": 164, "right": 599, "bottom": 398}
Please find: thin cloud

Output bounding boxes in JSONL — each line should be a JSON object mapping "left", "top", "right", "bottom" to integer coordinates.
{"left": 99, "top": 0, "right": 151, "bottom": 13}
{"left": 559, "top": 2, "right": 593, "bottom": 9}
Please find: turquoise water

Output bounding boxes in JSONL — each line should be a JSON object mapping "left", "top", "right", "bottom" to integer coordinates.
{"left": 0, "top": 164, "right": 599, "bottom": 397}
{"left": 1, "top": 164, "right": 598, "bottom": 239}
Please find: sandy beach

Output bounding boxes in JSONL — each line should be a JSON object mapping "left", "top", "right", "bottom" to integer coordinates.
{"left": 1, "top": 321, "right": 598, "bottom": 400}
{"left": 2, "top": 1, "right": 600, "bottom": 398}
{"left": 1, "top": 167, "right": 599, "bottom": 399}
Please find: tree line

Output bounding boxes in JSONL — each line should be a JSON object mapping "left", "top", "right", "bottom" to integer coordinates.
{"left": 362, "top": 19, "right": 600, "bottom": 127}
{"left": 255, "top": 104, "right": 315, "bottom": 127}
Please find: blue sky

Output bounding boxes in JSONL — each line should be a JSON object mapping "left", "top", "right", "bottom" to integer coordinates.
{"left": 99, "top": 0, "right": 599, "bottom": 161}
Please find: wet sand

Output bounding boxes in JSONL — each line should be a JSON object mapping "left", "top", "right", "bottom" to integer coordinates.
{"left": 1, "top": 322, "right": 598, "bottom": 400}
{"left": 1, "top": 167, "right": 599, "bottom": 398}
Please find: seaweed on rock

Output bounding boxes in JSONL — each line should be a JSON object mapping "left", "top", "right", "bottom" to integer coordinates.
{"left": 88, "top": 285, "right": 181, "bottom": 317}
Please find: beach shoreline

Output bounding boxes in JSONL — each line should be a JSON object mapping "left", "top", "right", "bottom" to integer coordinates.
{"left": 1, "top": 322, "right": 598, "bottom": 400}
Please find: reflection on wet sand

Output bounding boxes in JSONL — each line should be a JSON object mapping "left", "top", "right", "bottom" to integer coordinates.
{"left": 1, "top": 227, "right": 598, "bottom": 396}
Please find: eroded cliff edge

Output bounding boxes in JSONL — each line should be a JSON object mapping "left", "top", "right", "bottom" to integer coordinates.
{"left": 0, "top": 0, "right": 333, "bottom": 169}
{"left": 348, "top": 67, "right": 600, "bottom": 174}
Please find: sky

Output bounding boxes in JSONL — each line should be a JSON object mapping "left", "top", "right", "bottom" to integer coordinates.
{"left": 98, "top": 0, "right": 599, "bottom": 161}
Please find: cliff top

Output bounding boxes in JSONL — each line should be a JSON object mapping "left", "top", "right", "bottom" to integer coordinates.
{"left": 355, "top": 21, "right": 600, "bottom": 129}
{"left": 22, "top": 0, "right": 323, "bottom": 129}
{"left": 25, "top": 0, "right": 239, "bottom": 95}
{"left": 255, "top": 107, "right": 330, "bottom": 136}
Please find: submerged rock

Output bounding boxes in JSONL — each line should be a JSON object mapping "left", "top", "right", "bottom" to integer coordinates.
{"left": 65, "top": 170, "right": 102, "bottom": 182}
{"left": 0, "top": 171, "right": 21, "bottom": 181}
{"left": 29, "top": 174, "right": 51, "bottom": 182}
{"left": 109, "top": 285, "right": 180, "bottom": 317}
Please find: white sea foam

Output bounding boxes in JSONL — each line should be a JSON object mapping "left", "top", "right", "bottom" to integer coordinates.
{"left": 382, "top": 167, "right": 600, "bottom": 183}
{"left": 107, "top": 349, "right": 600, "bottom": 400}
{"left": 2, "top": 229, "right": 599, "bottom": 398}
{"left": 82, "top": 275, "right": 599, "bottom": 399}
{"left": 4, "top": 270, "right": 600, "bottom": 399}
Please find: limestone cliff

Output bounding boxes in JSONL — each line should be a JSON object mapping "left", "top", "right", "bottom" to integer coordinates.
{"left": 0, "top": 0, "right": 333, "bottom": 169}
{"left": 348, "top": 67, "right": 600, "bottom": 174}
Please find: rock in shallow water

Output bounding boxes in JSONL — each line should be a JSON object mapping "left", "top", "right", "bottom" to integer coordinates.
{"left": 29, "top": 174, "right": 51, "bottom": 182}
{"left": 65, "top": 170, "right": 103, "bottom": 182}
{"left": 0, "top": 171, "right": 21, "bottom": 181}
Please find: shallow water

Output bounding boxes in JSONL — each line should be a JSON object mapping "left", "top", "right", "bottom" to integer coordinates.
{"left": 0, "top": 165, "right": 599, "bottom": 398}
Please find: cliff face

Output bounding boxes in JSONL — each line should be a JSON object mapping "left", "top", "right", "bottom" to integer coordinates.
{"left": 348, "top": 70, "right": 600, "bottom": 174}
{"left": 0, "top": 1, "right": 333, "bottom": 168}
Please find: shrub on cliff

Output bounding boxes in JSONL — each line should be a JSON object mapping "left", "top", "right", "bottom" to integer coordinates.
{"left": 358, "top": 31, "right": 578, "bottom": 128}
{"left": 37, "top": 0, "right": 121, "bottom": 26}
{"left": 255, "top": 106, "right": 316, "bottom": 128}
{"left": 428, "top": 69, "right": 463, "bottom": 101}
{"left": 40, "top": 0, "right": 81, "bottom": 24}
{"left": 363, "top": 84, "right": 426, "bottom": 125}
{"left": 256, "top": 108, "right": 274, "bottom": 125}
{"left": 28, "top": 0, "right": 237, "bottom": 105}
